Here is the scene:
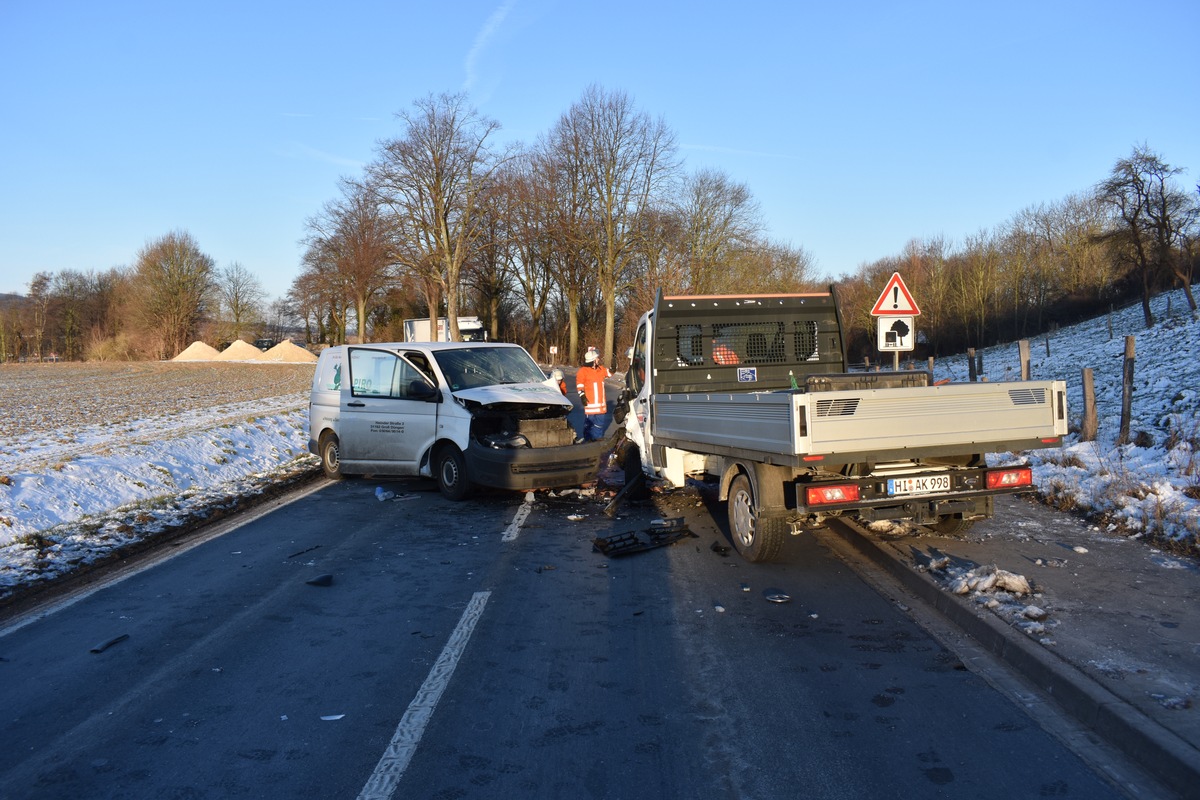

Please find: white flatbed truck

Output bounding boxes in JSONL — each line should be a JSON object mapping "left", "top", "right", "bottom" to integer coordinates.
{"left": 619, "top": 290, "right": 1068, "bottom": 562}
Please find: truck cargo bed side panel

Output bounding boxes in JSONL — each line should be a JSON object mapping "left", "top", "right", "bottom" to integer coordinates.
{"left": 655, "top": 393, "right": 796, "bottom": 455}
{"left": 807, "top": 382, "right": 1063, "bottom": 454}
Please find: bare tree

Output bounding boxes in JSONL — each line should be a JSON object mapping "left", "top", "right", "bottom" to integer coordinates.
{"left": 553, "top": 85, "right": 680, "bottom": 368}
{"left": 368, "top": 93, "right": 509, "bottom": 342}
{"left": 26, "top": 272, "right": 51, "bottom": 360}
{"left": 303, "top": 179, "right": 396, "bottom": 343}
{"left": 1096, "top": 144, "right": 1196, "bottom": 326}
{"left": 130, "top": 231, "right": 215, "bottom": 358}
{"left": 677, "top": 168, "right": 761, "bottom": 294}
{"left": 215, "top": 262, "right": 266, "bottom": 342}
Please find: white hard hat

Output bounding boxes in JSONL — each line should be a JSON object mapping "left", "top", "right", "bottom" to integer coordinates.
{"left": 584, "top": 350, "right": 598, "bottom": 364}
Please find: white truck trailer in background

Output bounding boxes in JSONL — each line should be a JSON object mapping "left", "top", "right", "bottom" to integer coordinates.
{"left": 403, "top": 316, "right": 489, "bottom": 343}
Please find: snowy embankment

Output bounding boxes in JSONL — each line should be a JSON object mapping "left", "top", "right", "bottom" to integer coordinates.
{"left": 934, "top": 287, "right": 1199, "bottom": 550}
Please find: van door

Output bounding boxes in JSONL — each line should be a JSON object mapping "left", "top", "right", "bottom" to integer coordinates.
{"left": 340, "top": 347, "right": 439, "bottom": 472}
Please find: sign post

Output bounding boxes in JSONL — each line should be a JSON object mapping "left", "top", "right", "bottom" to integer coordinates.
{"left": 870, "top": 273, "right": 921, "bottom": 370}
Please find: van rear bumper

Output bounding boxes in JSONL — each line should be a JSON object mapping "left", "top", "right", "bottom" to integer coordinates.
{"left": 466, "top": 435, "right": 612, "bottom": 491}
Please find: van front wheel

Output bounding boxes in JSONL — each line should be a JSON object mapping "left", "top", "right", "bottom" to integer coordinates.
{"left": 435, "top": 444, "right": 472, "bottom": 501}
{"left": 319, "top": 433, "right": 345, "bottom": 480}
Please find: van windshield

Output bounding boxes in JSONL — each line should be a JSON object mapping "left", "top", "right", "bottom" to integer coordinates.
{"left": 433, "top": 347, "right": 547, "bottom": 391}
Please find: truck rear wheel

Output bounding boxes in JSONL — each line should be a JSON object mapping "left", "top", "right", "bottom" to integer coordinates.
{"left": 435, "top": 444, "right": 472, "bottom": 501}
{"left": 929, "top": 514, "right": 974, "bottom": 536}
{"left": 728, "top": 474, "right": 784, "bottom": 563}
{"left": 319, "top": 433, "right": 345, "bottom": 481}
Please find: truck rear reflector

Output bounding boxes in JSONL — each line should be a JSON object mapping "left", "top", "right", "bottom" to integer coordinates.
{"left": 806, "top": 484, "right": 861, "bottom": 506}
{"left": 986, "top": 467, "right": 1033, "bottom": 489}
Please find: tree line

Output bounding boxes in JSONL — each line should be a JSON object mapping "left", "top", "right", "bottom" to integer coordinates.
{"left": 2, "top": 86, "right": 1196, "bottom": 367}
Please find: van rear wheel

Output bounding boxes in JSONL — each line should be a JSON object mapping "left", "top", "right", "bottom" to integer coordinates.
{"left": 435, "top": 444, "right": 472, "bottom": 501}
{"left": 319, "top": 433, "right": 345, "bottom": 480}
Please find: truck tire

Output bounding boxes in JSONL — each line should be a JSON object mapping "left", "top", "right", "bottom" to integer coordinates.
{"left": 728, "top": 474, "right": 785, "bottom": 563}
{"left": 319, "top": 433, "right": 345, "bottom": 481}
{"left": 435, "top": 444, "right": 472, "bottom": 501}
{"left": 929, "top": 515, "right": 974, "bottom": 536}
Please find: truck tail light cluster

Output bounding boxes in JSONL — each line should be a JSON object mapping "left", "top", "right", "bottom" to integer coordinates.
{"left": 986, "top": 467, "right": 1033, "bottom": 490}
{"left": 806, "top": 484, "right": 860, "bottom": 506}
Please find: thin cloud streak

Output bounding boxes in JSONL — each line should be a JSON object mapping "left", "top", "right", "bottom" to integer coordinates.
{"left": 464, "top": 0, "right": 515, "bottom": 93}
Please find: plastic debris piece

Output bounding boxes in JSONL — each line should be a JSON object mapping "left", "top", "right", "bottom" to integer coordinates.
{"left": 567, "top": 514, "right": 585, "bottom": 521}
{"left": 1072, "top": 545, "right": 1089, "bottom": 554}
{"left": 740, "top": 583, "right": 751, "bottom": 592}
{"left": 306, "top": 574, "right": 334, "bottom": 587}
{"left": 90, "top": 633, "right": 129, "bottom": 654}
{"left": 592, "top": 524, "right": 697, "bottom": 557}
{"left": 375, "top": 486, "right": 395, "bottom": 501}
{"left": 714, "top": 604, "right": 725, "bottom": 613}
{"left": 763, "top": 590, "right": 791, "bottom": 604}
{"left": 320, "top": 714, "right": 345, "bottom": 721}
{"left": 710, "top": 541, "right": 731, "bottom": 556}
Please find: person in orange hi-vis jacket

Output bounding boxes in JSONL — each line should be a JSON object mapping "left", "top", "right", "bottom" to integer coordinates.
{"left": 575, "top": 347, "right": 612, "bottom": 441}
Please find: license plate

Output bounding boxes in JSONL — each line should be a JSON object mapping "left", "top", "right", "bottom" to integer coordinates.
{"left": 887, "top": 475, "right": 951, "bottom": 496}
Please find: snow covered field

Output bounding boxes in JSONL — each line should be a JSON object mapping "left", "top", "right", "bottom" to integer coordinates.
{"left": 1, "top": 286, "right": 1197, "bottom": 601}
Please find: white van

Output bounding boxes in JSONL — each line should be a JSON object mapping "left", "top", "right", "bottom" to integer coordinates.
{"left": 308, "top": 342, "right": 610, "bottom": 499}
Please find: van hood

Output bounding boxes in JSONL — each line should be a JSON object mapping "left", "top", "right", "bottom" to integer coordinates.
{"left": 452, "top": 382, "right": 573, "bottom": 410}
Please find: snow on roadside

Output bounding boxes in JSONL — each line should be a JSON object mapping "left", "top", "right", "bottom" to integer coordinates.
{"left": 0, "top": 405, "right": 317, "bottom": 599}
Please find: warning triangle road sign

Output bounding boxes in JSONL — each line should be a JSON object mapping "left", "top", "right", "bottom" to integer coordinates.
{"left": 871, "top": 272, "right": 921, "bottom": 316}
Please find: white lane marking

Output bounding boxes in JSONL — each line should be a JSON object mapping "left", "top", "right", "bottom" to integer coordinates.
{"left": 501, "top": 492, "right": 535, "bottom": 542}
{"left": 357, "top": 590, "right": 491, "bottom": 800}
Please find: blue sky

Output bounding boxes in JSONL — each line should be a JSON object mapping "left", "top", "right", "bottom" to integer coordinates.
{"left": 2, "top": 0, "right": 1197, "bottom": 301}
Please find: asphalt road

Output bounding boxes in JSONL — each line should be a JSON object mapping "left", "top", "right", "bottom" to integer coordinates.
{"left": 0, "top": 478, "right": 1130, "bottom": 799}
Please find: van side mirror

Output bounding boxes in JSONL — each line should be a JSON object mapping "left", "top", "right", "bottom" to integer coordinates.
{"left": 408, "top": 380, "right": 440, "bottom": 402}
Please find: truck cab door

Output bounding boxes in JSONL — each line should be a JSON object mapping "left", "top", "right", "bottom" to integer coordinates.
{"left": 340, "top": 348, "right": 439, "bottom": 472}
{"left": 625, "top": 318, "right": 655, "bottom": 471}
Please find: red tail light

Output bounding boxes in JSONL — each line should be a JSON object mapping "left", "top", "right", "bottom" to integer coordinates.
{"left": 806, "top": 484, "right": 860, "bottom": 506}
{"left": 986, "top": 467, "right": 1032, "bottom": 489}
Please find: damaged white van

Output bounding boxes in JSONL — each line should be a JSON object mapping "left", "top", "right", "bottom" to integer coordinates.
{"left": 308, "top": 342, "right": 610, "bottom": 499}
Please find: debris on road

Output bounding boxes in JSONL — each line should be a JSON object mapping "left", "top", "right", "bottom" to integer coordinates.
{"left": 306, "top": 574, "right": 333, "bottom": 587}
{"left": 89, "top": 633, "right": 129, "bottom": 653}
{"left": 592, "top": 520, "right": 696, "bottom": 557}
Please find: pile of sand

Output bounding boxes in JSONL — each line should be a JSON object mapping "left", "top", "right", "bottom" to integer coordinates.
{"left": 214, "top": 340, "right": 268, "bottom": 361}
{"left": 260, "top": 340, "right": 317, "bottom": 363}
{"left": 173, "top": 339, "right": 318, "bottom": 363}
{"left": 173, "top": 341, "right": 222, "bottom": 361}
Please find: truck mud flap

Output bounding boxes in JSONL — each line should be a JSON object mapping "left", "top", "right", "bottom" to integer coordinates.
{"left": 592, "top": 518, "right": 697, "bottom": 557}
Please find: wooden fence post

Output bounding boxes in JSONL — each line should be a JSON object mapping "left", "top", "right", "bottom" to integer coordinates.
{"left": 1018, "top": 340, "right": 1031, "bottom": 380}
{"left": 1118, "top": 336, "right": 1135, "bottom": 445}
{"left": 1080, "top": 368, "right": 1098, "bottom": 442}
{"left": 967, "top": 348, "right": 977, "bottom": 382}
{"left": 976, "top": 349, "right": 984, "bottom": 380}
